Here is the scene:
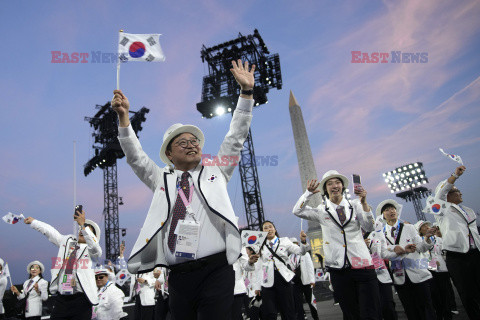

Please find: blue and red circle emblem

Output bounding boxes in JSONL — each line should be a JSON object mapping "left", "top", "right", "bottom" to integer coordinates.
{"left": 119, "top": 273, "right": 126, "bottom": 279}
{"left": 247, "top": 236, "right": 257, "bottom": 244}
{"left": 129, "top": 42, "right": 146, "bottom": 58}
{"left": 431, "top": 204, "right": 441, "bottom": 213}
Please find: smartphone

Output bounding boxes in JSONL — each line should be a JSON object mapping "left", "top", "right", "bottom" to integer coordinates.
{"left": 74, "top": 205, "right": 83, "bottom": 216}
{"left": 352, "top": 174, "right": 362, "bottom": 194}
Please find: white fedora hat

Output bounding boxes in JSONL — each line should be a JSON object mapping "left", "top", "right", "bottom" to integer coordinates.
{"left": 27, "top": 260, "right": 45, "bottom": 274}
{"left": 375, "top": 199, "right": 402, "bottom": 218}
{"left": 95, "top": 268, "right": 115, "bottom": 282}
{"left": 319, "top": 170, "right": 349, "bottom": 196}
{"left": 84, "top": 219, "right": 101, "bottom": 242}
{"left": 159, "top": 123, "right": 205, "bottom": 166}
{"left": 414, "top": 220, "right": 432, "bottom": 233}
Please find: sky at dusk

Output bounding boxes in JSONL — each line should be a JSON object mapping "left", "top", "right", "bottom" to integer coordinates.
{"left": 1, "top": 0, "right": 480, "bottom": 282}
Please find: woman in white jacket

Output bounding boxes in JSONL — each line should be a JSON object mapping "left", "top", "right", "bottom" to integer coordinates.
{"left": 11, "top": 261, "right": 48, "bottom": 320}
{"left": 0, "top": 258, "right": 8, "bottom": 319}
{"left": 253, "top": 220, "right": 310, "bottom": 320}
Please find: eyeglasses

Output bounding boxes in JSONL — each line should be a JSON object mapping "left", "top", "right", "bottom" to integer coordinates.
{"left": 95, "top": 275, "right": 106, "bottom": 280}
{"left": 174, "top": 138, "right": 200, "bottom": 149}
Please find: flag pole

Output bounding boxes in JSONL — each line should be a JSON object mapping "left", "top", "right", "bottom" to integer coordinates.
{"left": 116, "top": 29, "right": 124, "bottom": 90}
{"left": 73, "top": 140, "right": 77, "bottom": 236}
{"left": 300, "top": 218, "right": 303, "bottom": 232}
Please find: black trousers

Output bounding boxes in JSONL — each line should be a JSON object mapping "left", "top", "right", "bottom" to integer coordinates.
{"left": 329, "top": 268, "right": 382, "bottom": 320}
{"left": 134, "top": 296, "right": 155, "bottom": 320}
{"left": 50, "top": 293, "right": 92, "bottom": 320}
{"left": 394, "top": 275, "right": 435, "bottom": 320}
{"left": 261, "top": 269, "right": 296, "bottom": 320}
{"left": 231, "top": 293, "right": 246, "bottom": 320}
{"left": 446, "top": 249, "right": 480, "bottom": 319}
{"left": 301, "top": 284, "right": 319, "bottom": 320}
{"left": 430, "top": 272, "right": 452, "bottom": 320}
{"left": 378, "top": 281, "right": 397, "bottom": 320}
{"left": 291, "top": 275, "right": 305, "bottom": 320}
{"left": 154, "top": 296, "right": 169, "bottom": 320}
{"left": 168, "top": 257, "right": 234, "bottom": 320}
{"left": 446, "top": 277, "right": 457, "bottom": 311}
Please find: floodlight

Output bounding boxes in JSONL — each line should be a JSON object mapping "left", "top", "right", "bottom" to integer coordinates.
{"left": 216, "top": 107, "right": 225, "bottom": 115}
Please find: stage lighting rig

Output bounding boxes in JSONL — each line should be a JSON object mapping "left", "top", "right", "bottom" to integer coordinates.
{"left": 197, "top": 29, "right": 282, "bottom": 231}
{"left": 383, "top": 162, "right": 431, "bottom": 221}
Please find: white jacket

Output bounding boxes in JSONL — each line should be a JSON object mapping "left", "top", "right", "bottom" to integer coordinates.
{"left": 255, "top": 237, "right": 310, "bottom": 289}
{"left": 95, "top": 282, "right": 126, "bottom": 320}
{"left": 119, "top": 98, "right": 253, "bottom": 273}
{"left": 0, "top": 276, "right": 7, "bottom": 314}
{"left": 385, "top": 222, "right": 433, "bottom": 285}
{"left": 244, "top": 264, "right": 260, "bottom": 298}
{"left": 366, "top": 230, "right": 396, "bottom": 284}
{"left": 132, "top": 272, "right": 156, "bottom": 306}
{"left": 429, "top": 237, "right": 448, "bottom": 272}
{"left": 17, "top": 276, "right": 48, "bottom": 317}
{"left": 30, "top": 219, "right": 101, "bottom": 305}
{"left": 289, "top": 252, "right": 315, "bottom": 285}
{"left": 293, "top": 192, "right": 375, "bottom": 269}
{"left": 434, "top": 181, "right": 480, "bottom": 253}
{"left": 233, "top": 247, "right": 255, "bottom": 295}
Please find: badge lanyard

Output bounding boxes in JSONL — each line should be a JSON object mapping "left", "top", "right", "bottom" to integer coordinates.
{"left": 92, "top": 282, "right": 110, "bottom": 319}
{"left": 177, "top": 181, "right": 197, "bottom": 223}
{"left": 174, "top": 179, "right": 200, "bottom": 259}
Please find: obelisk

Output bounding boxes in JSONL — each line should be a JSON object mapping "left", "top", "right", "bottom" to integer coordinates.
{"left": 289, "top": 90, "right": 324, "bottom": 266}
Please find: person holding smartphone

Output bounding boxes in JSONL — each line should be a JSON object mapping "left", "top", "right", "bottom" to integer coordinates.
{"left": 292, "top": 170, "right": 381, "bottom": 319}
{"left": 23, "top": 208, "right": 101, "bottom": 319}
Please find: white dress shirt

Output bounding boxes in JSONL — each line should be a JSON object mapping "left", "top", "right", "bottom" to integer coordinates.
{"left": 163, "top": 168, "right": 226, "bottom": 265}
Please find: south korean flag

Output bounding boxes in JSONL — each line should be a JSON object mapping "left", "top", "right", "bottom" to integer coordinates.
{"left": 118, "top": 33, "right": 166, "bottom": 62}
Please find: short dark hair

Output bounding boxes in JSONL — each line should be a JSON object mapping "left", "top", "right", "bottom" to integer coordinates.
{"left": 323, "top": 178, "right": 345, "bottom": 199}
{"left": 381, "top": 203, "right": 396, "bottom": 213}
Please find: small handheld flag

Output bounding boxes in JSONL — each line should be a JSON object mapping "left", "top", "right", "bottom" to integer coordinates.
{"left": 241, "top": 230, "right": 268, "bottom": 253}
{"left": 439, "top": 148, "right": 464, "bottom": 165}
{"left": 423, "top": 196, "right": 451, "bottom": 215}
{"left": 115, "top": 269, "right": 131, "bottom": 286}
{"left": 2, "top": 212, "right": 25, "bottom": 225}
{"left": 115, "top": 30, "right": 166, "bottom": 90}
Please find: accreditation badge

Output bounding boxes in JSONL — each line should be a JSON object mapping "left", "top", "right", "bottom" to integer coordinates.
{"left": 174, "top": 220, "right": 200, "bottom": 260}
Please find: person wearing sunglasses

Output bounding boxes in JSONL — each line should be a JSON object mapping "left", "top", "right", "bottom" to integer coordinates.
{"left": 112, "top": 59, "right": 255, "bottom": 320}
{"left": 92, "top": 269, "right": 126, "bottom": 320}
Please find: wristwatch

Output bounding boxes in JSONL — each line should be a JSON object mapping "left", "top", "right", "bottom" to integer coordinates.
{"left": 241, "top": 89, "right": 254, "bottom": 95}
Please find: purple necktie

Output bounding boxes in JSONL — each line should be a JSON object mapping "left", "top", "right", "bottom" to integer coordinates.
{"left": 336, "top": 206, "right": 346, "bottom": 225}
{"left": 168, "top": 172, "right": 190, "bottom": 253}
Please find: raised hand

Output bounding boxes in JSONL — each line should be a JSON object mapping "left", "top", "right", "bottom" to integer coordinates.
{"left": 74, "top": 209, "right": 86, "bottom": 226}
{"left": 455, "top": 166, "right": 466, "bottom": 177}
{"left": 300, "top": 230, "right": 307, "bottom": 243}
{"left": 120, "top": 242, "right": 126, "bottom": 257}
{"left": 307, "top": 179, "right": 321, "bottom": 194}
{"left": 24, "top": 217, "right": 35, "bottom": 224}
{"left": 112, "top": 90, "right": 131, "bottom": 127}
{"left": 230, "top": 59, "right": 255, "bottom": 91}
